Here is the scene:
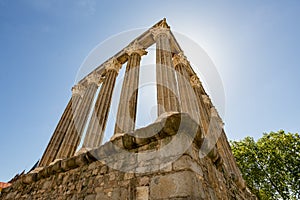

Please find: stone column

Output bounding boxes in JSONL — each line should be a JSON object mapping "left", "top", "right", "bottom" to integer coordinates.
{"left": 55, "top": 72, "right": 101, "bottom": 159}
{"left": 83, "top": 59, "right": 121, "bottom": 148}
{"left": 218, "top": 129, "right": 244, "bottom": 186}
{"left": 173, "top": 53, "right": 199, "bottom": 122}
{"left": 190, "top": 75, "right": 211, "bottom": 134}
{"left": 114, "top": 41, "right": 147, "bottom": 135}
{"left": 192, "top": 76, "right": 240, "bottom": 177}
{"left": 151, "top": 25, "right": 180, "bottom": 116}
{"left": 211, "top": 107, "right": 241, "bottom": 177}
{"left": 191, "top": 75, "right": 220, "bottom": 162}
{"left": 38, "top": 84, "right": 84, "bottom": 167}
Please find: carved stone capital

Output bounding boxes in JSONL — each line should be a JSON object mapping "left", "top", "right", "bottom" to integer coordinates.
{"left": 190, "top": 75, "right": 201, "bottom": 88}
{"left": 72, "top": 84, "right": 85, "bottom": 97}
{"left": 202, "top": 94, "right": 211, "bottom": 105}
{"left": 150, "top": 26, "right": 171, "bottom": 40}
{"left": 173, "top": 52, "right": 189, "bottom": 67}
{"left": 125, "top": 40, "right": 147, "bottom": 56}
{"left": 86, "top": 72, "right": 102, "bottom": 86}
{"left": 210, "top": 107, "right": 219, "bottom": 118}
{"left": 105, "top": 58, "right": 122, "bottom": 73}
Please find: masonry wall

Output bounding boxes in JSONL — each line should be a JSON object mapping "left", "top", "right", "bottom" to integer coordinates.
{"left": 0, "top": 114, "right": 256, "bottom": 200}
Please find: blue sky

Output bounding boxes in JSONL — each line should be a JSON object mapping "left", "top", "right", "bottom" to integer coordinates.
{"left": 1, "top": 0, "right": 299, "bottom": 182}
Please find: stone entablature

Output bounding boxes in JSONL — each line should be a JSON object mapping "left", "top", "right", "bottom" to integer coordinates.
{"left": 76, "top": 18, "right": 181, "bottom": 87}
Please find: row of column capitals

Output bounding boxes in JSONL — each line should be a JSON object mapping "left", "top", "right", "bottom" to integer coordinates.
{"left": 150, "top": 26, "right": 171, "bottom": 40}
{"left": 71, "top": 84, "right": 86, "bottom": 97}
{"left": 125, "top": 40, "right": 147, "bottom": 57}
{"left": 202, "top": 94, "right": 211, "bottom": 105}
{"left": 190, "top": 74, "right": 202, "bottom": 88}
{"left": 173, "top": 52, "right": 189, "bottom": 67}
{"left": 104, "top": 58, "right": 122, "bottom": 73}
{"left": 86, "top": 72, "right": 102, "bottom": 86}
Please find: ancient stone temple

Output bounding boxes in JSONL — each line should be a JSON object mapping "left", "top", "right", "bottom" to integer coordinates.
{"left": 0, "top": 19, "right": 256, "bottom": 200}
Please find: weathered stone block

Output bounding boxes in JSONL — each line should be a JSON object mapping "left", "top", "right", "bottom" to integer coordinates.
{"left": 150, "top": 171, "right": 194, "bottom": 199}
{"left": 138, "top": 176, "right": 149, "bottom": 186}
{"left": 173, "top": 155, "right": 203, "bottom": 176}
{"left": 75, "top": 153, "right": 90, "bottom": 167}
{"left": 122, "top": 134, "right": 136, "bottom": 149}
{"left": 61, "top": 157, "right": 78, "bottom": 171}
{"left": 39, "top": 167, "right": 52, "bottom": 179}
{"left": 51, "top": 160, "right": 63, "bottom": 173}
{"left": 136, "top": 186, "right": 149, "bottom": 200}
{"left": 96, "top": 192, "right": 110, "bottom": 200}
{"left": 21, "top": 173, "right": 37, "bottom": 184}
{"left": 84, "top": 194, "right": 96, "bottom": 200}
{"left": 100, "top": 165, "right": 108, "bottom": 175}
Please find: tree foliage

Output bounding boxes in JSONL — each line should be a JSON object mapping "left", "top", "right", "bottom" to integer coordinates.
{"left": 231, "top": 130, "right": 300, "bottom": 200}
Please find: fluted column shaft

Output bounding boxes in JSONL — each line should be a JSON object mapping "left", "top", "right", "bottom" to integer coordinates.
{"left": 114, "top": 48, "right": 146, "bottom": 135}
{"left": 173, "top": 55, "right": 199, "bottom": 122}
{"left": 152, "top": 28, "right": 179, "bottom": 116}
{"left": 38, "top": 87, "right": 83, "bottom": 167}
{"left": 83, "top": 61, "right": 120, "bottom": 148}
{"left": 192, "top": 76, "right": 241, "bottom": 177}
{"left": 191, "top": 80, "right": 211, "bottom": 134}
{"left": 55, "top": 74, "right": 100, "bottom": 159}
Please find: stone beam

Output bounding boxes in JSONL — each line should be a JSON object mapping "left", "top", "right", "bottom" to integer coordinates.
{"left": 77, "top": 19, "right": 182, "bottom": 88}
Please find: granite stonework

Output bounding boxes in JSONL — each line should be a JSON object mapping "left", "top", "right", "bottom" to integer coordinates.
{"left": 0, "top": 114, "right": 256, "bottom": 200}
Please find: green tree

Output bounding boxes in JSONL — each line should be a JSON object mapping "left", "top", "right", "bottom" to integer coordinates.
{"left": 230, "top": 130, "right": 300, "bottom": 200}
